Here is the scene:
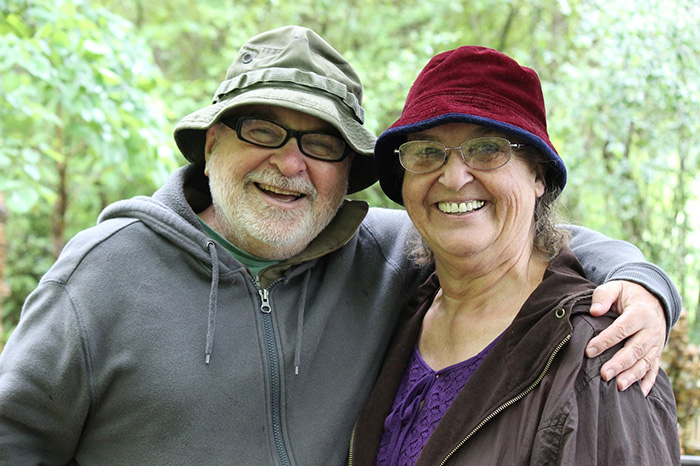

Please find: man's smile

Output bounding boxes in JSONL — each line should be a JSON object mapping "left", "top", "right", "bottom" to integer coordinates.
{"left": 255, "top": 182, "right": 306, "bottom": 202}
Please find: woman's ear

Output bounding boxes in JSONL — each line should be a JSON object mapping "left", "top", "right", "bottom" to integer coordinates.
{"left": 534, "top": 176, "right": 546, "bottom": 198}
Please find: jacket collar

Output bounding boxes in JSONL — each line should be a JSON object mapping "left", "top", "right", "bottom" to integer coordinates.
{"left": 351, "top": 247, "right": 596, "bottom": 464}
{"left": 420, "top": 249, "right": 595, "bottom": 462}
{"left": 257, "top": 199, "right": 368, "bottom": 288}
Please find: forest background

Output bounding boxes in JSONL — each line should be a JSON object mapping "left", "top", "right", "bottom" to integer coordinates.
{"left": 1, "top": 0, "right": 700, "bottom": 449}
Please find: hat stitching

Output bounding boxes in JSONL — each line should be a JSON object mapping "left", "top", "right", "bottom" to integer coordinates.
{"left": 213, "top": 68, "right": 364, "bottom": 121}
{"left": 178, "top": 89, "right": 373, "bottom": 147}
{"left": 217, "top": 94, "right": 347, "bottom": 125}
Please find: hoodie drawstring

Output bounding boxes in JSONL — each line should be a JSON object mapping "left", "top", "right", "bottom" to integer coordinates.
{"left": 205, "top": 240, "right": 220, "bottom": 364}
{"left": 293, "top": 269, "right": 312, "bottom": 375}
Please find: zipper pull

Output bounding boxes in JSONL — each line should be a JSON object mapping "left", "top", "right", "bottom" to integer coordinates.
{"left": 259, "top": 288, "right": 271, "bottom": 314}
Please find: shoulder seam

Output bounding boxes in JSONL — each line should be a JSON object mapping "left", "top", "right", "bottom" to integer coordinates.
{"left": 43, "top": 218, "right": 142, "bottom": 285}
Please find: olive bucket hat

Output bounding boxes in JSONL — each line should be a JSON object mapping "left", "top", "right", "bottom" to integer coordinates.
{"left": 174, "top": 26, "right": 378, "bottom": 194}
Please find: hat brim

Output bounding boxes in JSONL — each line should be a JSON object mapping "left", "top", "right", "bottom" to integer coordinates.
{"left": 174, "top": 86, "right": 378, "bottom": 194}
{"left": 375, "top": 113, "right": 567, "bottom": 205}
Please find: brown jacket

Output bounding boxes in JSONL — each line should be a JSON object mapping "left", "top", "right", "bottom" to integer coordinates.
{"left": 349, "top": 248, "right": 680, "bottom": 465}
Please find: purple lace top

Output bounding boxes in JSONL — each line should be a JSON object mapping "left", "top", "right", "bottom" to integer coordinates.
{"left": 375, "top": 336, "right": 501, "bottom": 466}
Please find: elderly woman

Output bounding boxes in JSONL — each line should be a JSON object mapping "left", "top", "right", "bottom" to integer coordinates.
{"left": 349, "top": 47, "right": 679, "bottom": 465}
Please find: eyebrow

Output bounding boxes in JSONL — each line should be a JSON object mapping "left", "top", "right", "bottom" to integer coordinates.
{"left": 474, "top": 126, "right": 500, "bottom": 137}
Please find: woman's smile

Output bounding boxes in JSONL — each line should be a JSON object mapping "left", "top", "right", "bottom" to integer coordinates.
{"left": 436, "top": 200, "right": 486, "bottom": 214}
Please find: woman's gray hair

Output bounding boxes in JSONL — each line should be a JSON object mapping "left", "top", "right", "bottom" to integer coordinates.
{"left": 407, "top": 146, "right": 571, "bottom": 266}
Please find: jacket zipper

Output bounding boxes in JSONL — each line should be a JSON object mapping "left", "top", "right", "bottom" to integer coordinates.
{"left": 437, "top": 334, "right": 571, "bottom": 465}
{"left": 348, "top": 334, "right": 571, "bottom": 466}
{"left": 348, "top": 422, "right": 358, "bottom": 466}
{"left": 257, "top": 284, "right": 293, "bottom": 466}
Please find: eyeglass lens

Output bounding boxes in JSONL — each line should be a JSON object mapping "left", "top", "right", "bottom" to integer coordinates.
{"left": 398, "top": 137, "right": 512, "bottom": 173}
{"left": 237, "top": 118, "right": 346, "bottom": 161}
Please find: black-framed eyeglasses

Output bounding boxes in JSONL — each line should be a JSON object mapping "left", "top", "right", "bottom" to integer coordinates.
{"left": 395, "top": 137, "right": 527, "bottom": 174}
{"left": 220, "top": 116, "right": 350, "bottom": 162}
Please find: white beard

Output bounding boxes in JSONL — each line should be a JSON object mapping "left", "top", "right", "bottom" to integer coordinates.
{"left": 207, "top": 154, "right": 347, "bottom": 260}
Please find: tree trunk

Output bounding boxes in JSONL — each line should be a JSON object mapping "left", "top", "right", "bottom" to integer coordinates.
{"left": 52, "top": 105, "right": 68, "bottom": 260}
{"left": 51, "top": 161, "right": 68, "bottom": 259}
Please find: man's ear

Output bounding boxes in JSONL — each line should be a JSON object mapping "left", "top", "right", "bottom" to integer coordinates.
{"left": 203, "top": 125, "right": 219, "bottom": 177}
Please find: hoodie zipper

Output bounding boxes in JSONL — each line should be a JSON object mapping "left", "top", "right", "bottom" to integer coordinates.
{"left": 436, "top": 334, "right": 571, "bottom": 465}
{"left": 257, "top": 284, "right": 293, "bottom": 466}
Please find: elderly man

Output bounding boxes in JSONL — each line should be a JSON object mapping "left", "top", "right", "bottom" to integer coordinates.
{"left": 0, "top": 26, "right": 680, "bottom": 465}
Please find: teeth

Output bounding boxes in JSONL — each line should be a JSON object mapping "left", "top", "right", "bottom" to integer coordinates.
{"left": 258, "top": 183, "right": 301, "bottom": 197}
{"left": 438, "top": 200, "right": 485, "bottom": 214}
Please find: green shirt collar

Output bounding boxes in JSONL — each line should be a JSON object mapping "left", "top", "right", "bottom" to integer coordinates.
{"left": 198, "top": 218, "right": 281, "bottom": 276}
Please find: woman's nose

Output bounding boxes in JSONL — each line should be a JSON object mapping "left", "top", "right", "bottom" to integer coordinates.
{"left": 438, "top": 150, "right": 475, "bottom": 190}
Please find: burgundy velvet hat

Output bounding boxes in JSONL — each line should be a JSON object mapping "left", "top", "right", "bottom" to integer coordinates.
{"left": 374, "top": 46, "right": 566, "bottom": 205}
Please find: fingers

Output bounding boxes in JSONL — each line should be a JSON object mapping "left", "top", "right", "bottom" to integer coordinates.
{"left": 593, "top": 321, "right": 663, "bottom": 394}
{"left": 586, "top": 311, "right": 641, "bottom": 358}
{"left": 639, "top": 360, "right": 661, "bottom": 397}
{"left": 600, "top": 338, "right": 661, "bottom": 395}
{"left": 597, "top": 329, "right": 648, "bottom": 381}
{"left": 586, "top": 280, "right": 667, "bottom": 393}
{"left": 589, "top": 281, "right": 623, "bottom": 316}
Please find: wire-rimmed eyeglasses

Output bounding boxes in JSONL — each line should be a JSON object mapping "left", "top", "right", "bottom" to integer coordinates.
{"left": 396, "top": 137, "right": 527, "bottom": 173}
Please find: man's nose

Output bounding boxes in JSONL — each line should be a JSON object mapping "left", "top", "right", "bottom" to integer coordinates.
{"left": 269, "top": 138, "right": 307, "bottom": 176}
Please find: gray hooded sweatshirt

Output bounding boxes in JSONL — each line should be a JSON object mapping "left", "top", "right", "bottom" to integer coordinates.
{"left": 0, "top": 164, "right": 680, "bottom": 465}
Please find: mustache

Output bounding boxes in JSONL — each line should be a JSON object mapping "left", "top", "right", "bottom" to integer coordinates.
{"left": 244, "top": 169, "right": 317, "bottom": 200}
